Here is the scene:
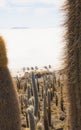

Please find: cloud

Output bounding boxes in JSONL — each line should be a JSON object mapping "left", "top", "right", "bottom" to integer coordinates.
{"left": 9, "top": 0, "right": 65, "bottom": 4}
{"left": 8, "top": 0, "right": 65, "bottom": 7}
{"left": 0, "top": 0, "right": 65, "bottom": 11}
{"left": 0, "top": 0, "right": 64, "bottom": 29}
{"left": 7, "top": 0, "right": 65, "bottom": 14}
{"left": 0, "top": 0, "right": 65, "bottom": 9}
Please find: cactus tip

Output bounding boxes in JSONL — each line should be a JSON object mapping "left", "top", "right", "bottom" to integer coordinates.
{"left": 0, "top": 36, "right": 8, "bottom": 67}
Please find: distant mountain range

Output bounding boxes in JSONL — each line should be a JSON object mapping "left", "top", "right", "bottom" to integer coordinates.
{"left": 11, "top": 27, "right": 30, "bottom": 29}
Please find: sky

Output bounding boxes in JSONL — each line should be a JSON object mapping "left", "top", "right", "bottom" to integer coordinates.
{"left": 0, "top": 0, "right": 65, "bottom": 29}
{"left": 0, "top": 0, "right": 65, "bottom": 71}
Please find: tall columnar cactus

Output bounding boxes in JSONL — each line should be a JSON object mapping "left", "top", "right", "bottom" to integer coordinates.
{"left": 58, "top": 79, "right": 60, "bottom": 87}
{"left": 55, "top": 93, "right": 58, "bottom": 106}
{"left": 53, "top": 73, "right": 57, "bottom": 94}
{"left": 36, "top": 76, "right": 40, "bottom": 93}
{"left": 27, "top": 107, "right": 36, "bottom": 130}
{"left": 31, "top": 72, "right": 39, "bottom": 118}
{"left": 47, "top": 89, "right": 51, "bottom": 126}
{"left": 24, "top": 82, "right": 27, "bottom": 92}
{"left": 60, "top": 84, "right": 64, "bottom": 112}
{"left": 26, "top": 110, "right": 29, "bottom": 128}
{"left": 43, "top": 75, "right": 46, "bottom": 86}
{"left": 0, "top": 36, "right": 21, "bottom": 130}
{"left": 16, "top": 76, "right": 21, "bottom": 91}
{"left": 43, "top": 91, "right": 49, "bottom": 130}
{"left": 20, "top": 94, "right": 24, "bottom": 113}
{"left": 64, "top": 0, "right": 81, "bottom": 129}
{"left": 53, "top": 72, "right": 56, "bottom": 84}
{"left": 27, "top": 85, "right": 31, "bottom": 102}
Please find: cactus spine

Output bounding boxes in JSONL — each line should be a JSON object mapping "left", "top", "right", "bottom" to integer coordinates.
{"left": 0, "top": 36, "right": 21, "bottom": 130}
{"left": 64, "top": 0, "right": 81, "bottom": 129}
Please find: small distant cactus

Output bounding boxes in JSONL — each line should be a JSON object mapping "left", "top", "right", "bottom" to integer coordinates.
{"left": 53, "top": 72, "right": 56, "bottom": 84}
{"left": 27, "top": 106, "right": 36, "bottom": 130}
{"left": 50, "top": 87, "right": 53, "bottom": 101}
{"left": 20, "top": 94, "right": 24, "bottom": 113}
{"left": 60, "top": 84, "right": 64, "bottom": 112}
{"left": 28, "top": 96, "right": 34, "bottom": 106}
{"left": 27, "top": 85, "right": 31, "bottom": 102}
{"left": 36, "top": 122, "right": 44, "bottom": 130}
{"left": 56, "top": 93, "right": 58, "bottom": 106}
{"left": 58, "top": 79, "right": 60, "bottom": 87}
{"left": 26, "top": 109, "right": 29, "bottom": 128}
{"left": 43, "top": 91, "right": 49, "bottom": 130}
{"left": 0, "top": 36, "right": 21, "bottom": 130}
{"left": 24, "top": 82, "right": 27, "bottom": 92}
{"left": 47, "top": 89, "right": 51, "bottom": 126}
{"left": 16, "top": 76, "right": 21, "bottom": 91}
{"left": 36, "top": 77, "right": 40, "bottom": 93}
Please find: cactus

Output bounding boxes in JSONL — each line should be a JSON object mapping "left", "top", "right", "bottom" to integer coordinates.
{"left": 26, "top": 105, "right": 34, "bottom": 128}
{"left": 52, "top": 73, "right": 56, "bottom": 96}
{"left": 36, "top": 76, "right": 40, "bottom": 93}
{"left": 16, "top": 76, "right": 21, "bottom": 92}
{"left": 26, "top": 110, "right": 29, "bottom": 128}
{"left": 50, "top": 87, "right": 53, "bottom": 101}
{"left": 36, "top": 122, "right": 44, "bottom": 130}
{"left": 56, "top": 93, "right": 58, "bottom": 106}
{"left": 43, "top": 91, "right": 49, "bottom": 130}
{"left": 28, "top": 96, "right": 34, "bottom": 106}
{"left": 64, "top": 0, "right": 81, "bottom": 129}
{"left": 31, "top": 72, "right": 39, "bottom": 118}
{"left": 27, "top": 106, "right": 36, "bottom": 130}
{"left": 27, "top": 85, "right": 31, "bottom": 102}
{"left": 47, "top": 89, "right": 51, "bottom": 126}
{"left": 41, "top": 85, "right": 44, "bottom": 99}
{"left": 44, "top": 84, "right": 48, "bottom": 96}
{"left": 24, "top": 82, "right": 27, "bottom": 92}
{"left": 58, "top": 79, "right": 60, "bottom": 87}
{"left": 0, "top": 36, "right": 21, "bottom": 130}
{"left": 53, "top": 72, "right": 56, "bottom": 84}
{"left": 60, "top": 84, "right": 64, "bottom": 112}
{"left": 20, "top": 94, "right": 24, "bottom": 113}
{"left": 43, "top": 75, "right": 46, "bottom": 86}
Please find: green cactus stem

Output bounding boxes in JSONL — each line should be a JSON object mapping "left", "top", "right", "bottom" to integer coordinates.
{"left": 60, "top": 84, "right": 64, "bottom": 112}
{"left": 43, "top": 91, "right": 49, "bottom": 130}
{"left": 47, "top": 89, "right": 51, "bottom": 126}
{"left": 27, "top": 106, "right": 36, "bottom": 130}
{"left": 36, "top": 76, "right": 40, "bottom": 93}
{"left": 31, "top": 72, "right": 39, "bottom": 118}
{"left": 27, "top": 85, "right": 31, "bottom": 102}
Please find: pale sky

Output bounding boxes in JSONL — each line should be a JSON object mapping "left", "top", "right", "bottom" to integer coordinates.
{"left": 0, "top": 0, "right": 65, "bottom": 70}
{"left": 0, "top": 0, "right": 65, "bottom": 28}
